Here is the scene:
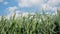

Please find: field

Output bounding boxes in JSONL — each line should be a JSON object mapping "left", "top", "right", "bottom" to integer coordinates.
{"left": 0, "top": 10, "right": 60, "bottom": 34}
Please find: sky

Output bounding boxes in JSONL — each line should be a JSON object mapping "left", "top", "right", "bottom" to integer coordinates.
{"left": 0, "top": 0, "right": 60, "bottom": 16}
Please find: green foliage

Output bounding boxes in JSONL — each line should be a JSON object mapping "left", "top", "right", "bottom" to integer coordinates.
{"left": 0, "top": 10, "right": 60, "bottom": 34}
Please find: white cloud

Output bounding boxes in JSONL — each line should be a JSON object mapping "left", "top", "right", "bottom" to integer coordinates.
{"left": 16, "top": 10, "right": 21, "bottom": 14}
{"left": 7, "top": 6, "right": 18, "bottom": 12}
{"left": 47, "top": 0, "right": 60, "bottom": 7}
{"left": 17, "top": 0, "right": 60, "bottom": 12}
{"left": 17, "top": 0, "right": 60, "bottom": 8}
{"left": 0, "top": 0, "right": 3, "bottom": 2}
{"left": 42, "top": 0, "right": 60, "bottom": 9}
{"left": 42, "top": 4, "right": 57, "bottom": 11}
{"left": 4, "top": 2, "right": 8, "bottom": 5}
{"left": 18, "top": 0, "right": 44, "bottom": 7}
{"left": 17, "top": 0, "right": 60, "bottom": 14}
{"left": 42, "top": 4, "right": 51, "bottom": 10}
{"left": 41, "top": 0, "right": 60, "bottom": 14}
{"left": 43, "top": 4, "right": 57, "bottom": 15}
{"left": 5, "top": 0, "right": 60, "bottom": 18}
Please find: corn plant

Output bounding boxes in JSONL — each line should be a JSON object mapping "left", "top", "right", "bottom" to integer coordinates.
{"left": 0, "top": 9, "right": 60, "bottom": 34}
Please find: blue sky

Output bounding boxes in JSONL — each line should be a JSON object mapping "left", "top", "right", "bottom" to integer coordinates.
{"left": 0, "top": 0, "right": 60, "bottom": 16}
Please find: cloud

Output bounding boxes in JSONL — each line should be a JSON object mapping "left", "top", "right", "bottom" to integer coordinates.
{"left": 5, "top": 6, "right": 35, "bottom": 19}
{"left": 41, "top": 0, "right": 60, "bottom": 14}
{"left": 4, "top": 2, "right": 8, "bottom": 5}
{"left": 42, "top": 4, "right": 56, "bottom": 10}
{"left": 5, "top": 0, "right": 60, "bottom": 18}
{"left": 18, "top": 0, "right": 44, "bottom": 7}
{"left": 42, "top": 4, "right": 57, "bottom": 15}
{"left": 17, "top": 0, "right": 60, "bottom": 7}
{"left": 7, "top": 6, "right": 18, "bottom": 12}
{"left": 17, "top": 0, "right": 60, "bottom": 12}
{"left": 17, "top": 0, "right": 60, "bottom": 13}
{"left": 47, "top": 0, "right": 60, "bottom": 7}
{"left": 43, "top": 0, "right": 60, "bottom": 14}
{"left": 0, "top": 0, "right": 3, "bottom": 2}
{"left": 5, "top": 6, "right": 22, "bottom": 19}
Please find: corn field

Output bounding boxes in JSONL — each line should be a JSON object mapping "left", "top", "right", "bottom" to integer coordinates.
{"left": 0, "top": 10, "right": 60, "bottom": 34}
